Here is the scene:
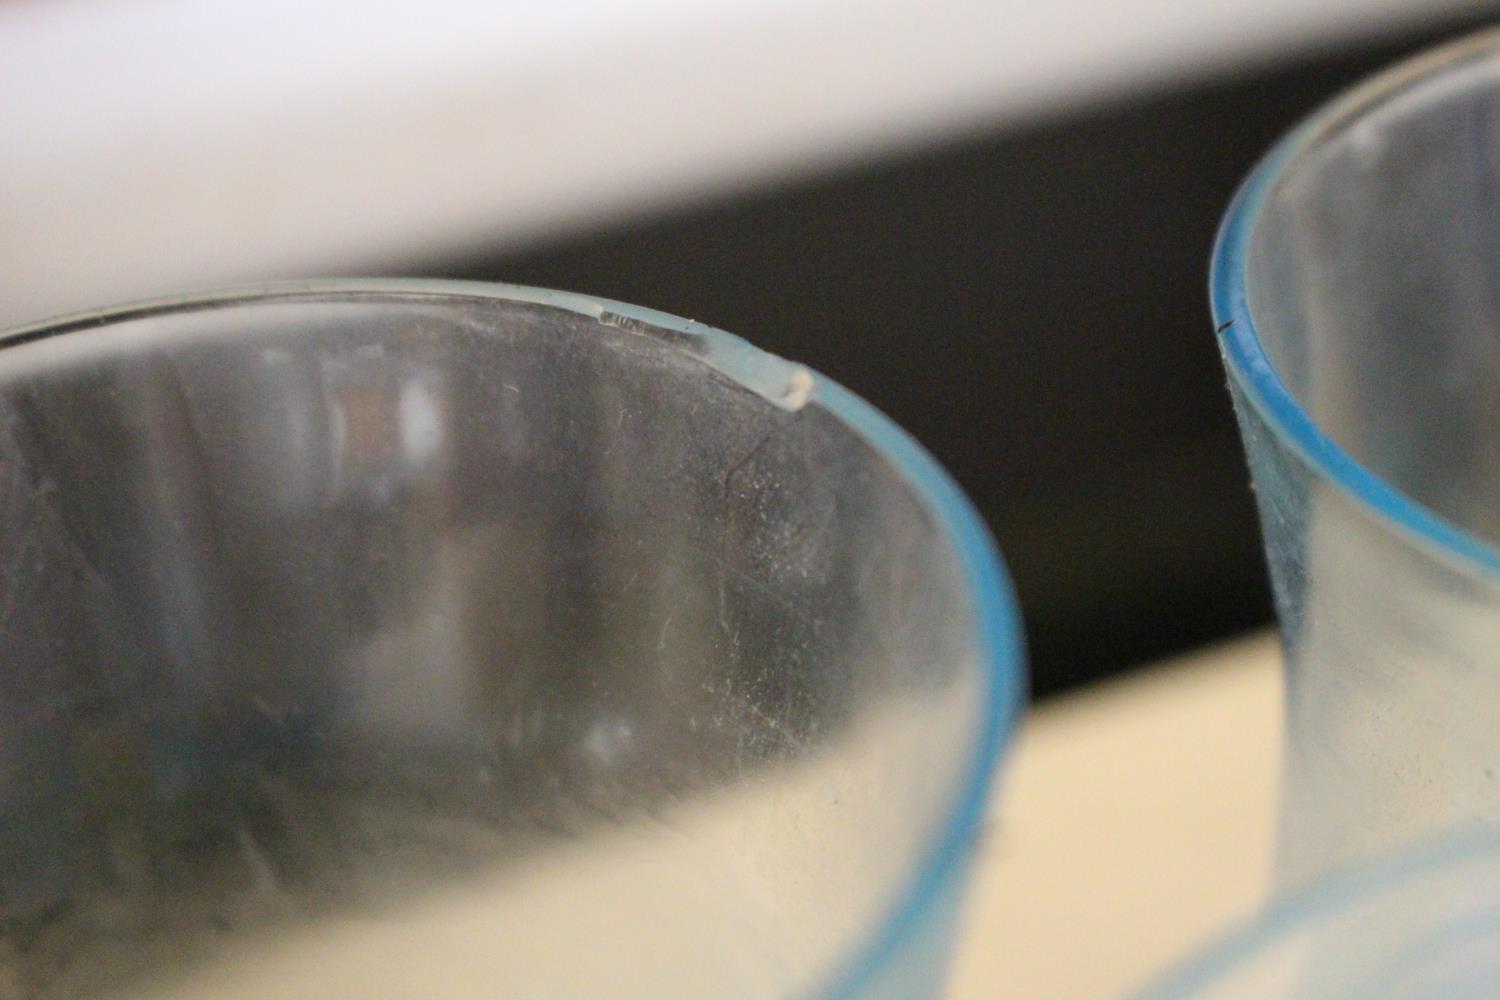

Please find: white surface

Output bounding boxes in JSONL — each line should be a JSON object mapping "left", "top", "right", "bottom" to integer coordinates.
{"left": 948, "top": 633, "right": 1282, "bottom": 999}
{"left": 108, "top": 695, "right": 940, "bottom": 1000}
{"left": 1, "top": 0, "right": 1488, "bottom": 326}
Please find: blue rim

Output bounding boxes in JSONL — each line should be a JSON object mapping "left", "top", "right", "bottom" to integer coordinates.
{"left": 1211, "top": 27, "right": 1500, "bottom": 580}
{"left": 1139, "top": 824, "right": 1500, "bottom": 998}
{"left": 1176, "top": 27, "right": 1500, "bottom": 998}
{"left": 0, "top": 278, "right": 1026, "bottom": 998}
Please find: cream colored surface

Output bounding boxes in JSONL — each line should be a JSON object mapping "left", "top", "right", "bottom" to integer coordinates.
{"left": 102, "top": 683, "right": 975, "bottom": 1000}
{"left": 81, "top": 636, "right": 1277, "bottom": 999}
{"left": 947, "top": 633, "right": 1283, "bottom": 999}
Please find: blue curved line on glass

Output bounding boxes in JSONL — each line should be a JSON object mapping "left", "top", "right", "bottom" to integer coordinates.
{"left": 1209, "top": 34, "right": 1500, "bottom": 582}
{"left": 1138, "top": 826, "right": 1500, "bottom": 998}
{"left": 0, "top": 278, "right": 1028, "bottom": 1000}
{"left": 432, "top": 281, "right": 1028, "bottom": 1000}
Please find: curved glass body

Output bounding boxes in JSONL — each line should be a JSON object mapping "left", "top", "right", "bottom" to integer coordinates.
{"left": 1144, "top": 828, "right": 1500, "bottom": 999}
{"left": 1214, "top": 29, "right": 1500, "bottom": 884}
{"left": 0, "top": 282, "right": 1022, "bottom": 999}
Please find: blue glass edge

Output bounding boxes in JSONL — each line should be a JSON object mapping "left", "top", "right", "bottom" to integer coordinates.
{"left": 1208, "top": 53, "right": 1500, "bottom": 581}
{"left": 509, "top": 280, "right": 1027, "bottom": 998}
{"left": 0, "top": 277, "right": 1028, "bottom": 999}
{"left": 1138, "top": 825, "right": 1500, "bottom": 998}
{"left": 1180, "top": 28, "right": 1500, "bottom": 996}
{"left": 803, "top": 374, "right": 1025, "bottom": 1000}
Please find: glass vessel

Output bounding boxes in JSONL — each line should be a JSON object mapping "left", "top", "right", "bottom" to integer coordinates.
{"left": 1143, "top": 827, "right": 1500, "bottom": 999}
{"left": 0, "top": 281, "right": 1022, "bottom": 999}
{"left": 1214, "top": 28, "right": 1500, "bottom": 884}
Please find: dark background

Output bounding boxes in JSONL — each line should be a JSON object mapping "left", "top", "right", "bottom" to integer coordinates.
{"left": 423, "top": 13, "right": 1500, "bottom": 698}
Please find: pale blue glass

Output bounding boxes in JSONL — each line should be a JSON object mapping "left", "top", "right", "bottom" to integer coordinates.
{"left": 1144, "top": 828, "right": 1500, "bottom": 999}
{"left": 0, "top": 281, "right": 1023, "bottom": 998}
{"left": 1213, "top": 29, "right": 1500, "bottom": 886}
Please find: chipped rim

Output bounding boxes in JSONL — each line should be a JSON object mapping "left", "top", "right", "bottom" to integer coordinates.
{"left": 0, "top": 278, "right": 1026, "bottom": 998}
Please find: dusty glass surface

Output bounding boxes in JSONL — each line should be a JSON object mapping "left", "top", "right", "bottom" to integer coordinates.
{"left": 0, "top": 282, "right": 1021, "bottom": 999}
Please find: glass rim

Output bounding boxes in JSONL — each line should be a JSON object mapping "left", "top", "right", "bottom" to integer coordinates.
{"left": 1210, "top": 26, "right": 1500, "bottom": 580}
{"left": 0, "top": 277, "right": 1027, "bottom": 998}
{"left": 1140, "top": 823, "right": 1500, "bottom": 997}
